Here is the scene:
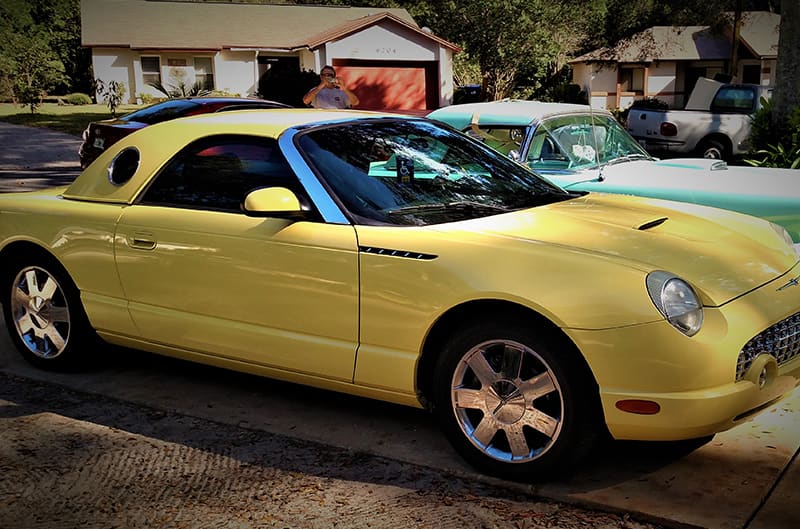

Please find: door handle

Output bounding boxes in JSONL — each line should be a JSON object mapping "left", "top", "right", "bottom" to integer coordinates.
{"left": 128, "top": 232, "right": 156, "bottom": 250}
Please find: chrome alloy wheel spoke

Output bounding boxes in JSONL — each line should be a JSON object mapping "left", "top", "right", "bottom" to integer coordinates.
{"left": 452, "top": 339, "right": 564, "bottom": 463}
{"left": 11, "top": 267, "right": 71, "bottom": 358}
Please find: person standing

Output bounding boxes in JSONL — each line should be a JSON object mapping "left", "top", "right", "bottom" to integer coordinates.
{"left": 303, "top": 65, "right": 360, "bottom": 109}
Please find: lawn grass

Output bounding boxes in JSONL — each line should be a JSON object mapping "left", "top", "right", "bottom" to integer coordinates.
{"left": 0, "top": 103, "right": 140, "bottom": 137}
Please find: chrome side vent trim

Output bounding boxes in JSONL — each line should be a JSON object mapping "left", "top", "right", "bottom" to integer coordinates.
{"left": 359, "top": 246, "right": 437, "bottom": 260}
{"left": 637, "top": 217, "right": 668, "bottom": 231}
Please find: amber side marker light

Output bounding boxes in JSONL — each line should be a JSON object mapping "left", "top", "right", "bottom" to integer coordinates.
{"left": 616, "top": 399, "right": 661, "bottom": 415}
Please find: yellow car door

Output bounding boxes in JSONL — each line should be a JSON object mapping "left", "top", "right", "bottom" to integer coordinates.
{"left": 113, "top": 135, "right": 359, "bottom": 381}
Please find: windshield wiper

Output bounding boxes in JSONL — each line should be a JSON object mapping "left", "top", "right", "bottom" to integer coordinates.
{"left": 604, "top": 153, "right": 652, "bottom": 166}
{"left": 385, "top": 200, "right": 510, "bottom": 216}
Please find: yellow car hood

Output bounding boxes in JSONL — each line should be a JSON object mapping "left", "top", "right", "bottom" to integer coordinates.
{"left": 455, "top": 193, "right": 798, "bottom": 307}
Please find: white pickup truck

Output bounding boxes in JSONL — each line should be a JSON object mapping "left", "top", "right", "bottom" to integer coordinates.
{"left": 626, "top": 78, "right": 772, "bottom": 160}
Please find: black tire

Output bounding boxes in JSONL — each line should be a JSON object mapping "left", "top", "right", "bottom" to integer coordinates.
{"left": 2, "top": 255, "right": 94, "bottom": 370}
{"left": 432, "top": 317, "right": 600, "bottom": 481}
{"left": 697, "top": 139, "right": 727, "bottom": 160}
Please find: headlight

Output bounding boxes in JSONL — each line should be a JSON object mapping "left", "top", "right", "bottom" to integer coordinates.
{"left": 646, "top": 271, "right": 704, "bottom": 336}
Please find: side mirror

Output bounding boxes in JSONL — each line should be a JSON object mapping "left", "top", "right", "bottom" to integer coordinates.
{"left": 508, "top": 149, "right": 521, "bottom": 161}
{"left": 242, "top": 187, "right": 306, "bottom": 219}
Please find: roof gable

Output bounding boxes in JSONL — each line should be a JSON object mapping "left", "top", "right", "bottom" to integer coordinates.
{"left": 304, "top": 12, "right": 459, "bottom": 51}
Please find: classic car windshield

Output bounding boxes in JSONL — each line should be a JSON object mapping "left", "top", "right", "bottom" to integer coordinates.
{"left": 298, "top": 119, "right": 571, "bottom": 226}
{"left": 526, "top": 114, "right": 651, "bottom": 171}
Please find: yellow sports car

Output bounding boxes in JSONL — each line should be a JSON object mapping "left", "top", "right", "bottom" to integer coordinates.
{"left": 1, "top": 109, "right": 799, "bottom": 481}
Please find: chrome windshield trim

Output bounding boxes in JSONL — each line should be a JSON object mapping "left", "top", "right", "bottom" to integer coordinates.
{"left": 279, "top": 127, "right": 349, "bottom": 224}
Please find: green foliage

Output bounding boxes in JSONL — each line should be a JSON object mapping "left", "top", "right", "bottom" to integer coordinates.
{"left": 209, "top": 88, "right": 241, "bottom": 97}
{"left": 7, "top": 34, "right": 68, "bottom": 113}
{"left": 0, "top": 0, "right": 91, "bottom": 96}
{"left": 744, "top": 97, "right": 800, "bottom": 168}
{"left": 631, "top": 97, "right": 670, "bottom": 110}
{"left": 65, "top": 93, "right": 91, "bottom": 105}
{"left": 148, "top": 68, "right": 212, "bottom": 99}
{"left": 745, "top": 143, "right": 800, "bottom": 169}
{"left": 95, "top": 80, "right": 127, "bottom": 116}
{"left": 614, "top": 96, "right": 670, "bottom": 126}
{"left": 137, "top": 93, "right": 155, "bottom": 105}
{"left": 258, "top": 67, "right": 319, "bottom": 107}
{"left": 148, "top": 79, "right": 211, "bottom": 99}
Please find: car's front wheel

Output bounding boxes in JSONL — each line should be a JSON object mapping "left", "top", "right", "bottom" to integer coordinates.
{"left": 433, "top": 318, "right": 599, "bottom": 481}
{"left": 3, "top": 256, "right": 93, "bottom": 370}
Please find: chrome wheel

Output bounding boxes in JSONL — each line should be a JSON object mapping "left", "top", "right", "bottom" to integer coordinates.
{"left": 450, "top": 339, "right": 564, "bottom": 464}
{"left": 10, "top": 266, "right": 72, "bottom": 359}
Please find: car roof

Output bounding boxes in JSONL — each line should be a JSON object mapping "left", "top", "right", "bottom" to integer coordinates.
{"left": 64, "top": 109, "right": 406, "bottom": 203}
{"left": 428, "top": 100, "right": 602, "bottom": 130}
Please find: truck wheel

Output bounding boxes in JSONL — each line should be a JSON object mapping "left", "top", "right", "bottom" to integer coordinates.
{"left": 698, "top": 139, "right": 727, "bottom": 160}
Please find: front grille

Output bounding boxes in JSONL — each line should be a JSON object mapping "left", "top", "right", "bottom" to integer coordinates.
{"left": 737, "top": 312, "right": 800, "bottom": 381}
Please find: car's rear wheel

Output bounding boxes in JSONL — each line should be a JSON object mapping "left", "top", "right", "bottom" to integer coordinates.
{"left": 698, "top": 138, "right": 727, "bottom": 160}
{"left": 3, "top": 257, "right": 92, "bottom": 370}
{"left": 433, "top": 318, "right": 599, "bottom": 481}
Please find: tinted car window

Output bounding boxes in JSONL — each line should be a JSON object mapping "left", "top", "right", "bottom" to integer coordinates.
{"left": 141, "top": 135, "right": 304, "bottom": 213}
{"left": 298, "top": 119, "right": 569, "bottom": 226}
{"left": 120, "top": 99, "right": 201, "bottom": 124}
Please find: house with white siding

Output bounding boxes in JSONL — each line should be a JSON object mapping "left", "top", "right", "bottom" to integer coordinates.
{"left": 81, "top": 0, "right": 459, "bottom": 111}
{"left": 569, "top": 11, "right": 779, "bottom": 110}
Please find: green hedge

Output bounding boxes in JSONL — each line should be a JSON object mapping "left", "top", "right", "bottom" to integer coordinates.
{"left": 65, "top": 93, "right": 92, "bottom": 105}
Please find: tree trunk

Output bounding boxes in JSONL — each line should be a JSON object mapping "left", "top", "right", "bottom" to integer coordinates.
{"left": 772, "top": 0, "right": 800, "bottom": 128}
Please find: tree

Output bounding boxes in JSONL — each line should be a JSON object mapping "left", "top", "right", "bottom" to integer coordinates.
{"left": 772, "top": 0, "right": 799, "bottom": 130}
{"left": 0, "top": 0, "right": 90, "bottom": 100}
{"left": 6, "top": 32, "right": 67, "bottom": 112}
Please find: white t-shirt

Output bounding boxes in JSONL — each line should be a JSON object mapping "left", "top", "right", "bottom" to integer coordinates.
{"left": 311, "top": 87, "right": 350, "bottom": 109}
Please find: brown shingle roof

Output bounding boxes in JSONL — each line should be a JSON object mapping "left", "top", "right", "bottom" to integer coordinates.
{"left": 81, "top": 0, "right": 444, "bottom": 51}
{"left": 570, "top": 11, "right": 779, "bottom": 63}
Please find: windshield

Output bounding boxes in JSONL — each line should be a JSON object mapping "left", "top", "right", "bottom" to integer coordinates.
{"left": 526, "top": 113, "right": 651, "bottom": 171}
{"left": 297, "top": 119, "right": 571, "bottom": 226}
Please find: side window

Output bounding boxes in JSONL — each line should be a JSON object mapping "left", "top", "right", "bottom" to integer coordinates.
{"left": 711, "top": 87, "right": 756, "bottom": 113}
{"left": 526, "top": 128, "right": 569, "bottom": 170}
{"left": 140, "top": 135, "right": 303, "bottom": 213}
{"left": 464, "top": 126, "right": 525, "bottom": 156}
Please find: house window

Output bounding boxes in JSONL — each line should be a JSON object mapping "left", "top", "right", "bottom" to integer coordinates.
{"left": 741, "top": 64, "right": 761, "bottom": 85}
{"left": 619, "top": 67, "right": 644, "bottom": 93}
{"left": 141, "top": 56, "right": 161, "bottom": 86}
{"left": 194, "top": 57, "right": 214, "bottom": 91}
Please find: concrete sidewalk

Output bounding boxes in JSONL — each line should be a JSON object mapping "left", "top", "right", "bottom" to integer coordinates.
{"left": 0, "top": 121, "right": 798, "bottom": 529}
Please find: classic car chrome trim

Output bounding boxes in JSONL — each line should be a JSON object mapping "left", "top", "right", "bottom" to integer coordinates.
{"left": 777, "top": 275, "right": 800, "bottom": 291}
{"left": 107, "top": 146, "right": 141, "bottom": 186}
{"left": 736, "top": 311, "right": 800, "bottom": 380}
{"left": 278, "top": 128, "right": 349, "bottom": 224}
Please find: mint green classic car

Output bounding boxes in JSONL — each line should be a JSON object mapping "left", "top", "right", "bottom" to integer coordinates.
{"left": 428, "top": 100, "right": 800, "bottom": 244}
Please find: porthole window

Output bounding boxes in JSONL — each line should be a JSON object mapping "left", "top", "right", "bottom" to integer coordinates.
{"left": 108, "top": 147, "right": 140, "bottom": 185}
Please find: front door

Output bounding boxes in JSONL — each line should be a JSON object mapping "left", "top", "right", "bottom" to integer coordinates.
{"left": 113, "top": 134, "right": 359, "bottom": 381}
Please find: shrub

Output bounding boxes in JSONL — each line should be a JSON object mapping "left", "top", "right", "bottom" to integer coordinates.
{"left": 137, "top": 92, "right": 154, "bottom": 105}
{"left": 745, "top": 98, "right": 800, "bottom": 169}
{"left": 95, "top": 79, "right": 127, "bottom": 116}
{"left": 65, "top": 93, "right": 92, "bottom": 105}
{"left": 209, "top": 88, "right": 240, "bottom": 97}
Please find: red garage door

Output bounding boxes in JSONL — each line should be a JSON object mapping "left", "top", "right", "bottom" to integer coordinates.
{"left": 335, "top": 61, "right": 437, "bottom": 113}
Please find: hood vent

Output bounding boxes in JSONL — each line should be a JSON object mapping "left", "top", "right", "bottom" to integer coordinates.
{"left": 637, "top": 217, "right": 669, "bottom": 231}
